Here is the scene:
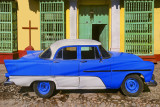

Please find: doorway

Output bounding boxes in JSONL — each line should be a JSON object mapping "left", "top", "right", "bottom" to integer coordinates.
{"left": 92, "top": 24, "right": 108, "bottom": 50}
{"left": 79, "top": 5, "right": 109, "bottom": 50}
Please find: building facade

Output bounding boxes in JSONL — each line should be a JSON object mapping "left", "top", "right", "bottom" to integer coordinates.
{"left": 0, "top": 0, "right": 160, "bottom": 63}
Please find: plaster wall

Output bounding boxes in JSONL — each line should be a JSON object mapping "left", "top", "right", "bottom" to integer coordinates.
{"left": 17, "top": 0, "right": 40, "bottom": 50}
{"left": 120, "top": 0, "right": 125, "bottom": 52}
{"left": 154, "top": 0, "right": 160, "bottom": 54}
{"left": 17, "top": 0, "right": 70, "bottom": 50}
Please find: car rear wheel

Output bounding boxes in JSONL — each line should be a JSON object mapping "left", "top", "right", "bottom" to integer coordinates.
{"left": 33, "top": 81, "right": 55, "bottom": 98}
{"left": 121, "top": 74, "right": 144, "bottom": 97}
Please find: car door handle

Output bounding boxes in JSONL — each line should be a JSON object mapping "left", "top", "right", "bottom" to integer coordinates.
{"left": 80, "top": 61, "right": 87, "bottom": 63}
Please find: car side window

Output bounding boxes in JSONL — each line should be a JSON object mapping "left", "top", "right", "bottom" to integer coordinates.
{"left": 99, "top": 45, "right": 111, "bottom": 59}
{"left": 56, "top": 47, "right": 77, "bottom": 60}
{"left": 81, "top": 47, "right": 100, "bottom": 59}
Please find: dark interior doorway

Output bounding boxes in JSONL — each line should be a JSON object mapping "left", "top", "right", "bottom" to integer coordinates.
{"left": 92, "top": 24, "right": 108, "bottom": 50}
{"left": 92, "top": 24, "right": 106, "bottom": 41}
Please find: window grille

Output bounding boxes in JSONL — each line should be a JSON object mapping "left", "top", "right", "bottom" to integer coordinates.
{"left": 0, "top": 1, "right": 17, "bottom": 53}
{"left": 40, "top": 0, "right": 65, "bottom": 50}
{"left": 124, "top": 0, "right": 154, "bottom": 55}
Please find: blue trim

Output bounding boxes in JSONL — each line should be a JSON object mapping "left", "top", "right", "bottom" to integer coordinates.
{"left": 125, "top": 78, "right": 139, "bottom": 93}
{"left": 84, "top": 70, "right": 111, "bottom": 72}
{"left": 96, "top": 46, "right": 102, "bottom": 57}
{"left": 77, "top": 46, "right": 81, "bottom": 60}
{"left": 37, "top": 82, "right": 51, "bottom": 95}
{"left": 112, "top": 69, "right": 152, "bottom": 72}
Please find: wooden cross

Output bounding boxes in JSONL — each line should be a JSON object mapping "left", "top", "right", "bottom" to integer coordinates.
{"left": 22, "top": 20, "right": 38, "bottom": 46}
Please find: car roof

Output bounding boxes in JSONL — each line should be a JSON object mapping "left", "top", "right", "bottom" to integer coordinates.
{"left": 50, "top": 39, "right": 101, "bottom": 59}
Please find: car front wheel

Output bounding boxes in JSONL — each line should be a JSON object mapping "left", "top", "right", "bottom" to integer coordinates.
{"left": 121, "top": 74, "right": 144, "bottom": 97}
{"left": 33, "top": 81, "right": 55, "bottom": 98}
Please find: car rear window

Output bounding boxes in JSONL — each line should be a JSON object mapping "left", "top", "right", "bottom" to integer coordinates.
{"left": 39, "top": 48, "right": 52, "bottom": 59}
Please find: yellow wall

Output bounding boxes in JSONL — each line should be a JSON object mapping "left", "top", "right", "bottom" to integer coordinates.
{"left": 66, "top": 1, "right": 70, "bottom": 39}
{"left": 77, "top": 0, "right": 112, "bottom": 50}
{"left": 17, "top": 0, "right": 70, "bottom": 50}
{"left": 120, "top": 1, "right": 125, "bottom": 52}
{"left": 17, "top": 0, "right": 40, "bottom": 50}
{"left": 154, "top": 0, "right": 160, "bottom": 54}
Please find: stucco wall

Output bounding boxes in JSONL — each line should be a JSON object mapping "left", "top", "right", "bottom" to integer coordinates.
{"left": 17, "top": 0, "right": 40, "bottom": 50}
{"left": 17, "top": 0, "right": 70, "bottom": 50}
{"left": 154, "top": 0, "right": 160, "bottom": 54}
{"left": 66, "top": 1, "right": 70, "bottom": 39}
{"left": 120, "top": 0, "right": 124, "bottom": 52}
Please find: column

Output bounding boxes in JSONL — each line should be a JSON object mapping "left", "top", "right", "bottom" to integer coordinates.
{"left": 70, "top": 0, "right": 77, "bottom": 39}
{"left": 111, "top": 0, "right": 120, "bottom": 52}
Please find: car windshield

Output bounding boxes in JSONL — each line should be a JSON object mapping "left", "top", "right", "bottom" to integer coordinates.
{"left": 39, "top": 47, "right": 52, "bottom": 59}
{"left": 99, "top": 45, "right": 111, "bottom": 59}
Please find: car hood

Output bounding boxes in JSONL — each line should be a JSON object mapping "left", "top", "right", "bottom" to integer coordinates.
{"left": 108, "top": 51, "right": 154, "bottom": 71}
{"left": 109, "top": 51, "right": 143, "bottom": 62}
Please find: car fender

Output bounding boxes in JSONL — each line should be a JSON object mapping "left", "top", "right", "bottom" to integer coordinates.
{"left": 111, "top": 70, "right": 153, "bottom": 89}
{"left": 110, "top": 61, "right": 154, "bottom": 89}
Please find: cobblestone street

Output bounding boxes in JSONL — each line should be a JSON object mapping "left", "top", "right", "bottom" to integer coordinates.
{"left": 0, "top": 63, "right": 160, "bottom": 107}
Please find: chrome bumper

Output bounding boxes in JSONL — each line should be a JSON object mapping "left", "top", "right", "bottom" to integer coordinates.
{"left": 146, "top": 80, "right": 157, "bottom": 86}
{"left": 4, "top": 78, "right": 14, "bottom": 86}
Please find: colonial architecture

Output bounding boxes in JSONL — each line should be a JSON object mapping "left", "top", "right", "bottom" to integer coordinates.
{"left": 0, "top": 0, "right": 160, "bottom": 63}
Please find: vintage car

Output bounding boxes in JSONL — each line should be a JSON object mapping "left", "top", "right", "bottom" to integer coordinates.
{"left": 4, "top": 39, "right": 157, "bottom": 98}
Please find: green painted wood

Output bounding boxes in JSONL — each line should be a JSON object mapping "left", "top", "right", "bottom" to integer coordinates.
{"left": 99, "top": 25, "right": 108, "bottom": 50}
{"left": 79, "top": 5, "right": 109, "bottom": 51}
{"left": 79, "top": 24, "right": 92, "bottom": 39}
{"left": 0, "top": 1, "right": 17, "bottom": 53}
{"left": 40, "top": 0, "right": 64, "bottom": 50}
{"left": 124, "top": 0, "right": 154, "bottom": 55}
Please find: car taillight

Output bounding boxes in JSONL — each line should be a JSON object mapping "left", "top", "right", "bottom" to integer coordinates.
{"left": 5, "top": 73, "right": 9, "bottom": 78}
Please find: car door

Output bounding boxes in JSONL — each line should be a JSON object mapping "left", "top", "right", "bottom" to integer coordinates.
{"left": 52, "top": 46, "right": 79, "bottom": 88}
{"left": 79, "top": 46, "right": 111, "bottom": 89}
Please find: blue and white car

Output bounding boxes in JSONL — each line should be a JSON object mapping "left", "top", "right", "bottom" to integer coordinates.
{"left": 4, "top": 39, "right": 157, "bottom": 98}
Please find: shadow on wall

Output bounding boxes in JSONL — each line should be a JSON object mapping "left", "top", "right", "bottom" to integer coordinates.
{"left": 120, "top": 0, "right": 124, "bottom": 9}
{"left": 155, "top": 0, "right": 160, "bottom": 8}
{"left": 120, "top": 0, "right": 160, "bottom": 8}
{"left": 28, "top": 0, "right": 39, "bottom": 13}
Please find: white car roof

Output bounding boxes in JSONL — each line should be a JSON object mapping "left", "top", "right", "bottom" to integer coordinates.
{"left": 50, "top": 39, "right": 101, "bottom": 59}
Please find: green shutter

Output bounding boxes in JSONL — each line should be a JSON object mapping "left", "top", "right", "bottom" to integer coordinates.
{"left": 124, "top": 0, "right": 154, "bottom": 55}
{"left": 0, "top": 1, "right": 17, "bottom": 53}
{"left": 40, "top": 0, "right": 65, "bottom": 50}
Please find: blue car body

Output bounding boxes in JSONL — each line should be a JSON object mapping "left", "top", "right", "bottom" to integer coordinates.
{"left": 4, "top": 44, "right": 155, "bottom": 89}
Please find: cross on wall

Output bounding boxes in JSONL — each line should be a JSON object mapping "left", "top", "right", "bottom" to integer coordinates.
{"left": 22, "top": 20, "right": 38, "bottom": 49}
